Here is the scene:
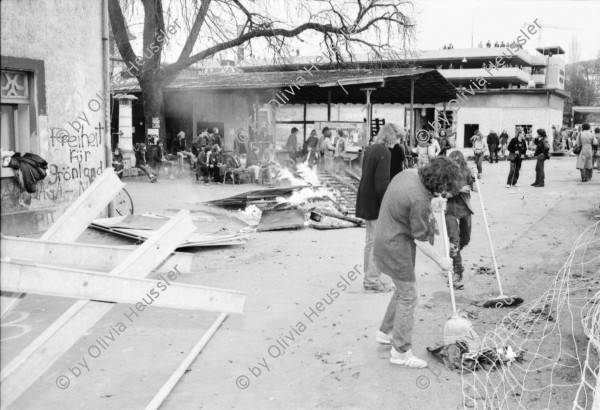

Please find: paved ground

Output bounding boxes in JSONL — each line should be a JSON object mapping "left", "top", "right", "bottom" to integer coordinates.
{"left": 2, "top": 154, "right": 599, "bottom": 409}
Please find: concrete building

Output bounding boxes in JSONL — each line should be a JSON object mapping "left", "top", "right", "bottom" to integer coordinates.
{"left": 240, "top": 44, "right": 569, "bottom": 148}
{"left": 1, "top": 0, "right": 110, "bottom": 235}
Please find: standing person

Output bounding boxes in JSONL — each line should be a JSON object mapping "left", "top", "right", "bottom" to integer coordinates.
{"left": 593, "top": 127, "right": 600, "bottom": 170}
{"left": 437, "top": 130, "right": 450, "bottom": 156}
{"left": 134, "top": 144, "right": 157, "bottom": 182}
{"left": 305, "top": 129, "right": 319, "bottom": 154}
{"left": 531, "top": 129, "right": 550, "bottom": 187}
{"left": 499, "top": 130, "right": 509, "bottom": 160}
{"left": 286, "top": 127, "right": 299, "bottom": 161}
{"left": 486, "top": 129, "right": 500, "bottom": 163}
{"left": 389, "top": 140, "right": 406, "bottom": 179}
{"left": 373, "top": 157, "right": 457, "bottom": 367}
{"left": 506, "top": 128, "right": 528, "bottom": 188}
{"left": 470, "top": 130, "right": 487, "bottom": 178}
{"left": 206, "top": 129, "right": 215, "bottom": 149}
{"left": 446, "top": 151, "right": 476, "bottom": 287}
{"left": 318, "top": 127, "right": 329, "bottom": 161}
{"left": 356, "top": 123, "right": 402, "bottom": 293}
{"left": 575, "top": 123, "right": 595, "bottom": 182}
{"left": 320, "top": 130, "right": 335, "bottom": 172}
{"left": 212, "top": 128, "right": 222, "bottom": 149}
{"left": 334, "top": 130, "right": 348, "bottom": 171}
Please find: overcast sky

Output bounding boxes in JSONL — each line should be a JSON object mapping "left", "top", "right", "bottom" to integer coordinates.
{"left": 412, "top": 0, "right": 600, "bottom": 62}
{"left": 125, "top": 0, "right": 600, "bottom": 65}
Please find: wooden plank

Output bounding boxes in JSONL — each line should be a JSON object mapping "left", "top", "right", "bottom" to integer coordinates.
{"left": 0, "top": 236, "right": 193, "bottom": 274}
{"left": 0, "top": 259, "right": 246, "bottom": 314}
{"left": 145, "top": 313, "right": 228, "bottom": 410}
{"left": 0, "top": 168, "right": 124, "bottom": 318}
{"left": 0, "top": 210, "right": 195, "bottom": 409}
{"left": 40, "top": 168, "right": 124, "bottom": 242}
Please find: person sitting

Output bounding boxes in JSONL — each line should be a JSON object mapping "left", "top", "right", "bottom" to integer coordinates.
{"left": 174, "top": 131, "right": 196, "bottom": 176}
{"left": 152, "top": 140, "right": 177, "bottom": 180}
{"left": 212, "top": 127, "right": 223, "bottom": 148}
{"left": 112, "top": 144, "right": 124, "bottom": 180}
{"left": 226, "top": 153, "right": 245, "bottom": 183}
{"left": 486, "top": 40, "right": 491, "bottom": 48}
{"left": 134, "top": 143, "right": 157, "bottom": 182}
{"left": 494, "top": 41, "right": 499, "bottom": 47}
{"left": 196, "top": 146, "right": 210, "bottom": 185}
{"left": 246, "top": 145, "right": 261, "bottom": 181}
{"left": 208, "top": 144, "right": 224, "bottom": 184}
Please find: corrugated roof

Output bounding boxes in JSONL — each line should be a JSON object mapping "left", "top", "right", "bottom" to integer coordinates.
{"left": 113, "top": 67, "right": 457, "bottom": 104}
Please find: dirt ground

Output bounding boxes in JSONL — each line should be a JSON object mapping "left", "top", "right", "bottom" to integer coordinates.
{"left": 2, "top": 154, "right": 599, "bottom": 410}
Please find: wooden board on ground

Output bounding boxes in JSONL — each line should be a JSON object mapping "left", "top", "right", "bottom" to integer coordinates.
{"left": 0, "top": 258, "right": 246, "bottom": 314}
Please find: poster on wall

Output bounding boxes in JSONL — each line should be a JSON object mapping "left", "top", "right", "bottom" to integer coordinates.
{"left": 152, "top": 117, "right": 160, "bottom": 128}
{"left": 147, "top": 128, "right": 159, "bottom": 145}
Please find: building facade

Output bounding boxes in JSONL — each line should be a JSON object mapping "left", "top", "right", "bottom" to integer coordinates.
{"left": 1, "top": 0, "right": 109, "bottom": 235}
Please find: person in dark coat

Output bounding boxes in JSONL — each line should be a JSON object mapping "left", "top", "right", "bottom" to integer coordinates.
{"left": 134, "top": 144, "right": 157, "bottom": 182}
{"left": 486, "top": 130, "right": 500, "bottom": 163}
{"left": 531, "top": 128, "right": 550, "bottom": 187}
{"left": 356, "top": 123, "right": 403, "bottom": 293}
{"left": 389, "top": 142, "right": 405, "bottom": 179}
{"left": 506, "top": 129, "right": 528, "bottom": 187}
{"left": 437, "top": 130, "right": 450, "bottom": 156}
{"left": 286, "top": 127, "right": 299, "bottom": 161}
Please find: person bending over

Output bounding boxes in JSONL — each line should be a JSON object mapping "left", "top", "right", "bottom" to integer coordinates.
{"left": 373, "top": 157, "right": 458, "bottom": 368}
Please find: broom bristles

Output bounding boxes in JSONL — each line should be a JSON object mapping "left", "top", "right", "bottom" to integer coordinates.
{"left": 444, "top": 317, "right": 481, "bottom": 352}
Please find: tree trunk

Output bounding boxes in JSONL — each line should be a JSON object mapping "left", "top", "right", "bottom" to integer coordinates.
{"left": 139, "top": 76, "right": 166, "bottom": 147}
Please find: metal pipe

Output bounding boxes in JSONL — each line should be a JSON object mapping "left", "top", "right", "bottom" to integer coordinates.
{"left": 102, "top": 0, "right": 114, "bottom": 217}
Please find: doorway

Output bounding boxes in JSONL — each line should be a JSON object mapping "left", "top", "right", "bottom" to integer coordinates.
{"left": 464, "top": 124, "right": 479, "bottom": 148}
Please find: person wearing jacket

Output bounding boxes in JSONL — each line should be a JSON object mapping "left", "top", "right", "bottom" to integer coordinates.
{"left": 486, "top": 130, "right": 500, "bottom": 163}
{"left": 356, "top": 123, "right": 402, "bottom": 293}
{"left": 196, "top": 147, "right": 210, "bottom": 184}
{"left": 531, "top": 129, "right": 550, "bottom": 187}
{"left": 506, "top": 128, "right": 528, "bottom": 188}
{"left": 575, "top": 123, "right": 595, "bottom": 182}
{"left": 134, "top": 143, "right": 157, "bottom": 182}
{"left": 470, "top": 130, "right": 487, "bottom": 179}
{"left": 437, "top": 130, "right": 450, "bottom": 156}
{"left": 286, "top": 127, "right": 299, "bottom": 161}
{"left": 445, "top": 150, "right": 476, "bottom": 287}
{"left": 152, "top": 140, "right": 177, "bottom": 180}
{"left": 208, "top": 144, "right": 224, "bottom": 184}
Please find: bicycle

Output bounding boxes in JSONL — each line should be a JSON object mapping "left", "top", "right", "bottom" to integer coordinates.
{"left": 111, "top": 187, "right": 134, "bottom": 216}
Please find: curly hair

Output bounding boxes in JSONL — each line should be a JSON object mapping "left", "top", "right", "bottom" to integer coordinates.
{"left": 419, "top": 156, "right": 462, "bottom": 195}
{"left": 448, "top": 150, "right": 471, "bottom": 190}
{"left": 375, "top": 123, "right": 404, "bottom": 145}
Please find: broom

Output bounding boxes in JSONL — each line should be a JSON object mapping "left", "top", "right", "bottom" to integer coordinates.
{"left": 440, "top": 209, "right": 481, "bottom": 352}
{"left": 473, "top": 177, "right": 524, "bottom": 308}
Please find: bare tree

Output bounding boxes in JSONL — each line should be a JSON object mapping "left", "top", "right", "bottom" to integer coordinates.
{"left": 108, "top": 0, "right": 415, "bottom": 140}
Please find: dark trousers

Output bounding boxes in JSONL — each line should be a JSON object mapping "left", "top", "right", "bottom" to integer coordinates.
{"left": 136, "top": 164, "right": 155, "bottom": 180}
{"left": 474, "top": 152, "right": 484, "bottom": 175}
{"left": 196, "top": 165, "right": 209, "bottom": 182}
{"left": 488, "top": 145, "right": 499, "bottom": 163}
{"left": 445, "top": 214, "right": 471, "bottom": 274}
{"left": 534, "top": 157, "right": 545, "bottom": 185}
{"left": 507, "top": 157, "right": 522, "bottom": 185}
{"left": 209, "top": 166, "right": 222, "bottom": 182}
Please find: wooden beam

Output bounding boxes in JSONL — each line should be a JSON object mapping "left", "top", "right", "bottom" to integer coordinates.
{"left": 1, "top": 169, "right": 124, "bottom": 318}
{"left": 0, "top": 210, "right": 195, "bottom": 409}
{"left": 41, "top": 168, "right": 124, "bottom": 243}
{"left": 0, "top": 259, "right": 246, "bottom": 314}
{"left": 0, "top": 236, "right": 193, "bottom": 274}
{"left": 145, "top": 313, "right": 228, "bottom": 410}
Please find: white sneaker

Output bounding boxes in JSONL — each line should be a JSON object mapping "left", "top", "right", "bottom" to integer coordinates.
{"left": 376, "top": 331, "right": 392, "bottom": 345}
{"left": 506, "top": 184, "right": 510, "bottom": 188}
{"left": 390, "top": 347, "right": 428, "bottom": 368}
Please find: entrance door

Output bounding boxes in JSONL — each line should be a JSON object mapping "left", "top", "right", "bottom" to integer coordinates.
{"left": 464, "top": 124, "right": 479, "bottom": 148}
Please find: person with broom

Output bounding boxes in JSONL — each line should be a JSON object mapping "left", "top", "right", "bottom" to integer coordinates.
{"left": 373, "top": 156, "right": 460, "bottom": 368}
